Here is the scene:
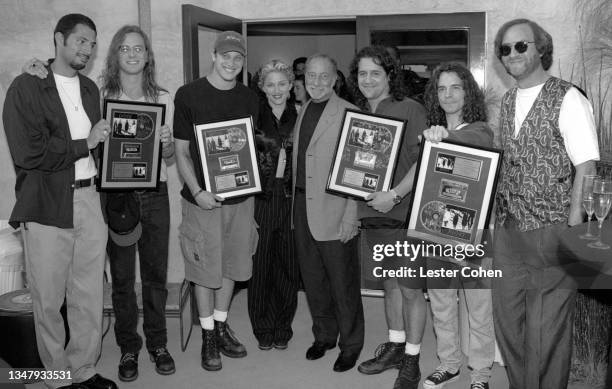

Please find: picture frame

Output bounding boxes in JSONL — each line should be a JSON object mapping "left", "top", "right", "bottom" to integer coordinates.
{"left": 327, "top": 109, "right": 406, "bottom": 200}
{"left": 99, "top": 99, "right": 165, "bottom": 190}
{"left": 406, "top": 139, "right": 503, "bottom": 246}
{"left": 193, "top": 116, "right": 262, "bottom": 200}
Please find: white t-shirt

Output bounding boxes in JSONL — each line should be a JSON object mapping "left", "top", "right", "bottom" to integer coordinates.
{"left": 54, "top": 73, "right": 97, "bottom": 180}
{"left": 514, "top": 83, "right": 600, "bottom": 166}
{"left": 117, "top": 91, "right": 175, "bottom": 182}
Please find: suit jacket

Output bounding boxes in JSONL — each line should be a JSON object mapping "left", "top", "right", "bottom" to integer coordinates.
{"left": 291, "top": 92, "right": 358, "bottom": 241}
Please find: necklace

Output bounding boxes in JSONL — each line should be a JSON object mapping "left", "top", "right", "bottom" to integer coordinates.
{"left": 57, "top": 81, "right": 81, "bottom": 111}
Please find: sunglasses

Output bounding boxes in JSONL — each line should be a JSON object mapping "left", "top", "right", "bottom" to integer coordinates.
{"left": 500, "top": 41, "right": 535, "bottom": 56}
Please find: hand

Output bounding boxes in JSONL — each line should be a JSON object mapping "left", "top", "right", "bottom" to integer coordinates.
{"left": 160, "top": 125, "right": 173, "bottom": 146}
{"left": 365, "top": 191, "right": 395, "bottom": 213}
{"left": 338, "top": 221, "right": 359, "bottom": 243}
{"left": 194, "top": 190, "right": 223, "bottom": 210}
{"left": 22, "top": 58, "right": 48, "bottom": 79}
{"left": 87, "top": 119, "right": 111, "bottom": 149}
{"left": 422, "top": 125, "right": 449, "bottom": 143}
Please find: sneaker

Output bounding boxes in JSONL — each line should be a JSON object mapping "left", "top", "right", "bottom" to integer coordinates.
{"left": 423, "top": 368, "right": 460, "bottom": 389}
{"left": 215, "top": 321, "right": 247, "bottom": 358}
{"left": 201, "top": 328, "right": 222, "bottom": 371}
{"left": 357, "top": 342, "right": 405, "bottom": 375}
{"left": 470, "top": 382, "right": 489, "bottom": 389}
{"left": 392, "top": 353, "right": 421, "bottom": 389}
{"left": 149, "top": 346, "right": 176, "bottom": 375}
{"left": 118, "top": 352, "right": 138, "bottom": 382}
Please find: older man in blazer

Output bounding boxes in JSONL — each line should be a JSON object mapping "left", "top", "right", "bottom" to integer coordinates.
{"left": 292, "top": 53, "right": 364, "bottom": 373}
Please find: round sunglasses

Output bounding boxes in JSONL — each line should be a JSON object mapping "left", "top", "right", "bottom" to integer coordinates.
{"left": 499, "top": 41, "right": 535, "bottom": 57}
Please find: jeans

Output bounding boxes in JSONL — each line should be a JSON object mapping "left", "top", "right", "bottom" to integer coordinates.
{"left": 428, "top": 288, "right": 495, "bottom": 382}
{"left": 108, "top": 182, "right": 170, "bottom": 354}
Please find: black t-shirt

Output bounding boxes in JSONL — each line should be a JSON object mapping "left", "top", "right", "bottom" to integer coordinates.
{"left": 174, "top": 77, "right": 260, "bottom": 205}
{"left": 295, "top": 100, "right": 328, "bottom": 190}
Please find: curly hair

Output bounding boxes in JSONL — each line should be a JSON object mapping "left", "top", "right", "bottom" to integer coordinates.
{"left": 348, "top": 45, "right": 404, "bottom": 110}
{"left": 257, "top": 59, "right": 295, "bottom": 90}
{"left": 99, "top": 25, "right": 166, "bottom": 102}
{"left": 423, "top": 62, "right": 487, "bottom": 127}
{"left": 494, "top": 18, "right": 553, "bottom": 71}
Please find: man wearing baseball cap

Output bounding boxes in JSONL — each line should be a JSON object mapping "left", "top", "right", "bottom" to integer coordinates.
{"left": 174, "top": 30, "right": 259, "bottom": 371}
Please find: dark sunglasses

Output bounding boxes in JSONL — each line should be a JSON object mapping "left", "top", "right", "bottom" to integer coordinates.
{"left": 500, "top": 41, "right": 535, "bottom": 56}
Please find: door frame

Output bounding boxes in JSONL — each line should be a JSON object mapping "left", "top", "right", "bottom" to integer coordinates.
{"left": 356, "top": 12, "right": 487, "bottom": 87}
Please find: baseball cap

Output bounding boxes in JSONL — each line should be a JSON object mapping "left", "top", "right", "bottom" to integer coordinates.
{"left": 106, "top": 192, "right": 142, "bottom": 247}
{"left": 214, "top": 31, "right": 246, "bottom": 55}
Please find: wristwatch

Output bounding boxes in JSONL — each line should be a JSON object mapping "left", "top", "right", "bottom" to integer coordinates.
{"left": 390, "top": 189, "right": 402, "bottom": 205}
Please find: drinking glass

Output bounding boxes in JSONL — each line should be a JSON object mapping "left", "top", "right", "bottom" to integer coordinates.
{"left": 587, "top": 178, "right": 612, "bottom": 250}
{"left": 579, "top": 174, "right": 599, "bottom": 239}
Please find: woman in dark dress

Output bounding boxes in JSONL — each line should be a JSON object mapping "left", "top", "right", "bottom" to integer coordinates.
{"left": 248, "top": 60, "right": 300, "bottom": 350}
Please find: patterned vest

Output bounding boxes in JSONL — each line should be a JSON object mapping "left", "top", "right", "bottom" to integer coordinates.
{"left": 495, "top": 77, "right": 574, "bottom": 231}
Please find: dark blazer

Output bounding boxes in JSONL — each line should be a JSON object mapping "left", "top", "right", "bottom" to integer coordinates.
{"left": 3, "top": 66, "right": 100, "bottom": 228}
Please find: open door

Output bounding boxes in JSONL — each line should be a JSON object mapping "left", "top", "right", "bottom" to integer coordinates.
{"left": 181, "top": 5, "right": 242, "bottom": 83}
{"left": 356, "top": 13, "right": 487, "bottom": 87}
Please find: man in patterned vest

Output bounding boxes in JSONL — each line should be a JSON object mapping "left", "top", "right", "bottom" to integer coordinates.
{"left": 492, "top": 19, "right": 600, "bottom": 389}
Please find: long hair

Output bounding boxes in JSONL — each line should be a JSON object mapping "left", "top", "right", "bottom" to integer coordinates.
{"left": 99, "top": 25, "right": 167, "bottom": 102}
{"left": 494, "top": 18, "right": 553, "bottom": 71}
{"left": 348, "top": 45, "right": 404, "bottom": 110}
{"left": 423, "top": 62, "right": 487, "bottom": 127}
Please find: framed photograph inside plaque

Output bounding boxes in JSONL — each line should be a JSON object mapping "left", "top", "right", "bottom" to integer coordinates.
{"left": 193, "top": 117, "right": 262, "bottom": 200}
{"left": 327, "top": 109, "right": 406, "bottom": 200}
{"left": 406, "top": 140, "right": 503, "bottom": 246}
{"left": 99, "top": 99, "right": 165, "bottom": 190}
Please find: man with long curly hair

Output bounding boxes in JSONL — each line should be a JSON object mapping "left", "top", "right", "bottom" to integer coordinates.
{"left": 348, "top": 45, "right": 427, "bottom": 389}
{"left": 419, "top": 62, "right": 495, "bottom": 389}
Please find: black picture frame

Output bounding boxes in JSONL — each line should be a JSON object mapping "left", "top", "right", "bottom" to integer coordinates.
{"left": 406, "top": 139, "right": 503, "bottom": 246}
{"left": 99, "top": 99, "right": 165, "bottom": 191}
{"left": 193, "top": 116, "right": 262, "bottom": 200}
{"left": 326, "top": 109, "right": 406, "bottom": 200}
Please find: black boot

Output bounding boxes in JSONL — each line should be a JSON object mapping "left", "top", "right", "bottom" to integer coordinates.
{"left": 118, "top": 351, "right": 138, "bottom": 382}
{"left": 201, "top": 328, "right": 222, "bottom": 371}
{"left": 215, "top": 321, "right": 247, "bottom": 358}
{"left": 357, "top": 342, "right": 405, "bottom": 375}
{"left": 393, "top": 353, "right": 421, "bottom": 389}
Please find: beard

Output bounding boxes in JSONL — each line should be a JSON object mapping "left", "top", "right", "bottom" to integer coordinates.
{"left": 70, "top": 61, "right": 86, "bottom": 71}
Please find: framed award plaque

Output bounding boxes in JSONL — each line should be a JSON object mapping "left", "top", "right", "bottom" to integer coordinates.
{"left": 193, "top": 116, "right": 262, "bottom": 200}
{"left": 99, "top": 99, "right": 165, "bottom": 190}
{"left": 327, "top": 109, "right": 406, "bottom": 200}
{"left": 406, "top": 139, "right": 503, "bottom": 246}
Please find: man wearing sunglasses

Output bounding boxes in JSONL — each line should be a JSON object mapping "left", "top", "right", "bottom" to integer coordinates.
{"left": 492, "top": 18, "right": 600, "bottom": 389}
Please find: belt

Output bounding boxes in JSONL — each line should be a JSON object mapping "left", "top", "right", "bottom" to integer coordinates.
{"left": 294, "top": 187, "right": 305, "bottom": 194}
{"left": 74, "top": 177, "right": 95, "bottom": 189}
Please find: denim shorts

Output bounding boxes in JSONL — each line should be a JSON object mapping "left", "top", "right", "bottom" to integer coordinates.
{"left": 179, "top": 197, "right": 258, "bottom": 288}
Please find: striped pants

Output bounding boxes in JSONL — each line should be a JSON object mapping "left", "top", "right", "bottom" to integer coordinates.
{"left": 248, "top": 181, "right": 300, "bottom": 344}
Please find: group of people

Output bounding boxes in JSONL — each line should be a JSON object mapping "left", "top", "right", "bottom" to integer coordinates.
{"left": 2, "top": 11, "right": 601, "bottom": 389}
